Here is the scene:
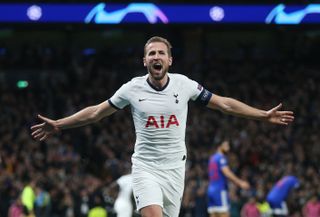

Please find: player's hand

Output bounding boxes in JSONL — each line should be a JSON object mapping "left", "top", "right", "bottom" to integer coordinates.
{"left": 265, "top": 103, "right": 294, "bottom": 125}
{"left": 239, "top": 181, "right": 250, "bottom": 190}
{"left": 31, "top": 114, "right": 60, "bottom": 141}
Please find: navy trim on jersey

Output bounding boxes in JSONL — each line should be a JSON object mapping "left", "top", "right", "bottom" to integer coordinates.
{"left": 196, "top": 89, "right": 212, "bottom": 106}
{"left": 108, "top": 99, "right": 120, "bottom": 110}
{"left": 146, "top": 76, "right": 170, "bottom": 91}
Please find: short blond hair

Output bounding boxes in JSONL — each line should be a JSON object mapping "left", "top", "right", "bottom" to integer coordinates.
{"left": 144, "top": 36, "right": 172, "bottom": 57}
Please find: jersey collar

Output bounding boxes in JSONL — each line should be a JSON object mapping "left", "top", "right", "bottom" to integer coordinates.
{"left": 146, "top": 75, "right": 170, "bottom": 91}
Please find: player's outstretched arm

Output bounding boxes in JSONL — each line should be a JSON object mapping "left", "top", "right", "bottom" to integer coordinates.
{"left": 31, "top": 101, "right": 117, "bottom": 141}
{"left": 207, "top": 94, "right": 294, "bottom": 125}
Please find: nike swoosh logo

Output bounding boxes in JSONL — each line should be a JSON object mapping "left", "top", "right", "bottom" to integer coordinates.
{"left": 265, "top": 4, "right": 320, "bottom": 24}
{"left": 139, "top": 98, "right": 147, "bottom": 102}
{"left": 84, "top": 3, "right": 169, "bottom": 24}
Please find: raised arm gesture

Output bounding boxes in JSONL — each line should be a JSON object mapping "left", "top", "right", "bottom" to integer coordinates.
{"left": 31, "top": 101, "right": 117, "bottom": 141}
{"left": 31, "top": 115, "right": 60, "bottom": 141}
{"left": 265, "top": 103, "right": 294, "bottom": 125}
{"left": 208, "top": 94, "right": 294, "bottom": 125}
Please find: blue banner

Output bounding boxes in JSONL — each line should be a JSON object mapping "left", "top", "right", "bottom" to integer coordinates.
{"left": 0, "top": 3, "right": 319, "bottom": 24}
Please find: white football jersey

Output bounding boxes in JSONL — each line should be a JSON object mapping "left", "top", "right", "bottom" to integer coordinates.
{"left": 114, "top": 174, "right": 133, "bottom": 217}
{"left": 109, "top": 73, "right": 206, "bottom": 169}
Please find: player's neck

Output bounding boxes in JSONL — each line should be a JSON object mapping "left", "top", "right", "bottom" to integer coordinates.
{"left": 217, "top": 149, "right": 225, "bottom": 155}
{"left": 148, "top": 74, "right": 169, "bottom": 89}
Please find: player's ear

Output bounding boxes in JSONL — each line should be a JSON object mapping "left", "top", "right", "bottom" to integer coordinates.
{"left": 143, "top": 57, "right": 147, "bottom": 67}
{"left": 169, "top": 56, "right": 172, "bottom": 66}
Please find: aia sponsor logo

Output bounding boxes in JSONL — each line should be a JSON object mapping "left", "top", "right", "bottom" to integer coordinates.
{"left": 145, "top": 115, "right": 179, "bottom": 128}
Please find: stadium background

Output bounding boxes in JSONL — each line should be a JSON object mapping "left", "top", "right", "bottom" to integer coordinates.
{"left": 0, "top": 1, "right": 320, "bottom": 217}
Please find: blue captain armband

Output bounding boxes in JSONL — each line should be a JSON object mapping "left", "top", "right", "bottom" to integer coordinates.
{"left": 195, "top": 89, "right": 212, "bottom": 106}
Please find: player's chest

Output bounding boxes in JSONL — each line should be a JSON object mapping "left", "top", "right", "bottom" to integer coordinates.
{"left": 130, "top": 89, "right": 188, "bottom": 114}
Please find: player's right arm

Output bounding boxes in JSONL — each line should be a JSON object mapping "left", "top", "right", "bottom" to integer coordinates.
{"left": 221, "top": 166, "right": 250, "bottom": 190}
{"left": 31, "top": 101, "right": 117, "bottom": 141}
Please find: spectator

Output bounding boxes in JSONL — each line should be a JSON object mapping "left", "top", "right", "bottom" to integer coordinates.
{"left": 241, "top": 196, "right": 260, "bottom": 217}
{"left": 302, "top": 194, "right": 320, "bottom": 217}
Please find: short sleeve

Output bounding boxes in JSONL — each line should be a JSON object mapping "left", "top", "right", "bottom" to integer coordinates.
{"left": 183, "top": 76, "right": 203, "bottom": 101}
{"left": 181, "top": 75, "right": 212, "bottom": 105}
{"left": 108, "top": 82, "right": 131, "bottom": 109}
{"left": 219, "top": 155, "right": 228, "bottom": 168}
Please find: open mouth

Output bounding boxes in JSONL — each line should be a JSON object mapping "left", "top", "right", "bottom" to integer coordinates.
{"left": 153, "top": 63, "right": 162, "bottom": 71}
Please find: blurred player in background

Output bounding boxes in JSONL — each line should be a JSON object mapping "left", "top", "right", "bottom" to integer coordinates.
{"left": 105, "top": 172, "right": 133, "bottom": 217}
{"left": 31, "top": 36, "right": 294, "bottom": 217}
{"left": 207, "top": 140, "right": 250, "bottom": 217}
{"left": 266, "top": 175, "right": 299, "bottom": 217}
{"left": 114, "top": 173, "right": 133, "bottom": 217}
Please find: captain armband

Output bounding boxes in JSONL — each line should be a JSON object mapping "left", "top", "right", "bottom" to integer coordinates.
{"left": 195, "top": 89, "right": 213, "bottom": 106}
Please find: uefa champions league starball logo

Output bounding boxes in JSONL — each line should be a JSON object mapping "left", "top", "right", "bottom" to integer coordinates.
{"left": 27, "top": 5, "right": 42, "bottom": 21}
{"left": 210, "top": 6, "right": 224, "bottom": 22}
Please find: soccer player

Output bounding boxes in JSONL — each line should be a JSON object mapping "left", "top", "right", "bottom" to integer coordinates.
{"left": 207, "top": 140, "right": 250, "bottom": 217}
{"left": 266, "top": 175, "right": 299, "bottom": 217}
{"left": 31, "top": 36, "right": 294, "bottom": 217}
{"left": 112, "top": 173, "right": 134, "bottom": 217}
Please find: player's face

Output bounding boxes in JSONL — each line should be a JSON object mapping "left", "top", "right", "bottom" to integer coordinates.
{"left": 221, "top": 141, "right": 230, "bottom": 154}
{"left": 143, "top": 42, "right": 172, "bottom": 81}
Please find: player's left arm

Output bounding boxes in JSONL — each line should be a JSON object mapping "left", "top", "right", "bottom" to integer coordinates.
{"left": 207, "top": 94, "right": 294, "bottom": 125}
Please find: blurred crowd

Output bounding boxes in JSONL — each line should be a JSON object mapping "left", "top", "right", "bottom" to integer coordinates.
{"left": 0, "top": 29, "right": 320, "bottom": 217}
